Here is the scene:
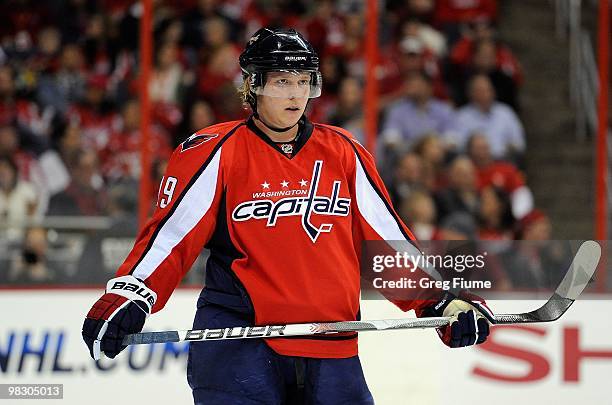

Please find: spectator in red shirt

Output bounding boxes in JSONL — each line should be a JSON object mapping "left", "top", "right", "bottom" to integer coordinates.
{"left": 468, "top": 133, "right": 533, "bottom": 219}
{"left": 0, "top": 66, "right": 18, "bottom": 127}
{"left": 449, "top": 17, "right": 523, "bottom": 86}
{"left": 387, "top": 0, "right": 436, "bottom": 27}
{"left": 434, "top": 0, "right": 498, "bottom": 43}
{"left": 326, "top": 12, "right": 366, "bottom": 79}
{"left": 101, "top": 99, "right": 172, "bottom": 183}
{"left": 516, "top": 209, "right": 551, "bottom": 240}
{"left": 48, "top": 149, "right": 107, "bottom": 216}
{"left": 0, "top": 0, "right": 51, "bottom": 44}
{"left": 303, "top": 0, "right": 344, "bottom": 54}
{"left": 452, "top": 39, "right": 519, "bottom": 110}
{"left": 197, "top": 17, "right": 243, "bottom": 120}
{"left": 66, "top": 73, "right": 118, "bottom": 154}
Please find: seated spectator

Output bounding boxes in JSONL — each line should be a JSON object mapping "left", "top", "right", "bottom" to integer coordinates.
{"left": 0, "top": 156, "right": 39, "bottom": 240}
{"left": 434, "top": 156, "right": 479, "bottom": 222}
{"left": 82, "top": 14, "right": 115, "bottom": 76}
{"left": 303, "top": 0, "right": 344, "bottom": 54}
{"left": 387, "top": 0, "right": 436, "bottom": 27}
{"left": 0, "top": 65, "right": 17, "bottom": 126}
{"left": 478, "top": 185, "right": 515, "bottom": 240}
{"left": 100, "top": 99, "right": 172, "bottom": 183}
{"left": 433, "top": 0, "right": 498, "bottom": 43}
{"left": 185, "top": 99, "right": 216, "bottom": 138}
{"left": 387, "top": 152, "right": 424, "bottom": 207}
{"left": 307, "top": 55, "right": 347, "bottom": 122}
{"left": 504, "top": 210, "right": 572, "bottom": 289}
{"left": 468, "top": 133, "right": 533, "bottom": 218}
{"left": 9, "top": 227, "right": 57, "bottom": 284}
{"left": 0, "top": 125, "right": 49, "bottom": 202}
{"left": 393, "top": 36, "right": 448, "bottom": 100}
{"left": 449, "top": 18, "right": 523, "bottom": 87}
{"left": 450, "top": 74, "right": 525, "bottom": 160}
{"left": 240, "top": 0, "right": 303, "bottom": 36}
{"left": 1, "top": 124, "right": 68, "bottom": 211}
{"left": 382, "top": 71, "right": 455, "bottom": 151}
{"left": 181, "top": 0, "right": 241, "bottom": 50}
{"left": 327, "top": 77, "right": 364, "bottom": 143}
{"left": 516, "top": 209, "right": 551, "bottom": 240}
{"left": 52, "top": 120, "right": 82, "bottom": 165}
{"left": 399, "top": 18, "right": 447, "bottom": 58}
{"left": 399, "top": 189, "right": 438, "bottom": 240}
{"left": 66, "top": 73, "right": 117, "bottom": 154}
{"left": 197, "top": 17, "right": 242, "bottom": 120}
{"left": 327, "top": 12, "right": 366, "bottom": 79}
{"left": 36, "top": 43, "right": 86, "bottom": 115}
{"left": 48, "top": 149, "right": 107, "bottom": 216}
{"left": 34, "top": 26, "right": 62, "bottom": 73}
{"left": 412, "top": 134, "right": 448, "bottom": 191}
{"left": 436, "top": 211, "right": 478, "bottom": 241}
{"left": 453, "top": 39, "right": 519, "bottom": 110}
{"left": 434, "top": 211, "right": 512, "bottom": 290}
{"left": 150, "top": 41, "right": 185, "bottom": 106}
{"left": 0, "top": 64, "right": 55, "bottom": 147}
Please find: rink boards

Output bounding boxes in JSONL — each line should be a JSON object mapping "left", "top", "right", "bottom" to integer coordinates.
{"left": 0, "top": 289, "right": 610, "bottom": 404}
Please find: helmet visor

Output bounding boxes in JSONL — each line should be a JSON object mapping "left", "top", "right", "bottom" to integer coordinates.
{"left": 251, "top": 70, "right": 322, "bottom": 99}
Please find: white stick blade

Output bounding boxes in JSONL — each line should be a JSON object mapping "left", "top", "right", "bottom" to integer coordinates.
{"left": 555, "top": 240, "right": 601, "bottom": 300}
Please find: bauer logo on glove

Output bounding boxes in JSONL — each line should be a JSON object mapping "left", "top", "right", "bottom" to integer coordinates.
{"left": 82, "top": 275, "right": 156, "bottom": 360}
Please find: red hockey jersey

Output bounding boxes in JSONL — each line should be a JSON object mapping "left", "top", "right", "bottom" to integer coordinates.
{"left": 116, "top": 116, "right": 432, "bottom": 358}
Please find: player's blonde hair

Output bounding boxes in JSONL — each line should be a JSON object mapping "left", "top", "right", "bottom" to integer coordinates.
{"left": 238, "top": 76, "right": 254, "bottom": 109}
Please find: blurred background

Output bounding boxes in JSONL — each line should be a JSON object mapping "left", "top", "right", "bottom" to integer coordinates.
{"left": 0, "top": 0, "right": 610, "bottom": 404}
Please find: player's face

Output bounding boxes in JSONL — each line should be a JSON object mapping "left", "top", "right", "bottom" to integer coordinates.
{"left": 257, "top": 71, "right": 311, "bottom": 127}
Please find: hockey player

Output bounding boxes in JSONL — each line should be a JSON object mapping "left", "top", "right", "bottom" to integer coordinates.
{"left": 82, "top": 28, "right": 495, "bottom": 404}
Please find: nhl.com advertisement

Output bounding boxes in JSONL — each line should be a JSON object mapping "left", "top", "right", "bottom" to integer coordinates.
{"left": 1, "top": 240, "right": 610, "bottom": 404}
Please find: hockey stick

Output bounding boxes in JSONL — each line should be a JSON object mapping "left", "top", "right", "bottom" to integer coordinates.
{"left": 123, "top": 240, "right": 601, "bottom": 345}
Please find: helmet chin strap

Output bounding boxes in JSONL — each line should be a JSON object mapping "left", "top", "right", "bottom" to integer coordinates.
{"left": 253, "top": 111, "right": 300, "bottom": 133}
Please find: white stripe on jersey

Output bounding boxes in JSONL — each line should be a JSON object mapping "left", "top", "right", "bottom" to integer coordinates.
{"left": 353, "top": 152, "right": 442, "bottom": 281}
{"left": 354, "top": 152, "right": 407, "bottom": 241}
{"left": 133, "top": 148, "right": 223, "bottom": 281}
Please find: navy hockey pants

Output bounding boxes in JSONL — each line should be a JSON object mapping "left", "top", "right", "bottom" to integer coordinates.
{"left": 187, "top": 302, "right": 374, "bottom": 405}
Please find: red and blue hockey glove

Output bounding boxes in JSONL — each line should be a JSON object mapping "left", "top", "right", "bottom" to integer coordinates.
{"left": 82, "top": 275, "right": 157, "bottom": 360}
{"left": 421, "top": 291, "right": 494, "bottom": 348}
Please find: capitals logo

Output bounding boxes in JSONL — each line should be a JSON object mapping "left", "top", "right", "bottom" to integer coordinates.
{"left": 231, "top": 161, "right": 351, "bottom": 242}
{"left": 180, "top": 133, "right": 219, "bottom": 152}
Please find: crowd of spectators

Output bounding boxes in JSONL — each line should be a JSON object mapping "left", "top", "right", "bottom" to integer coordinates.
{"left": 0, "top": 0, "right": 558, "bottom": 287}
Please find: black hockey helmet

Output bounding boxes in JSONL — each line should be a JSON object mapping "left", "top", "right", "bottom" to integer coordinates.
{"left": 240, "top": 27, "right": 320, "bottom": 74}
{"left": 239, "top": 27, "right": 322, "bottom": 107}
